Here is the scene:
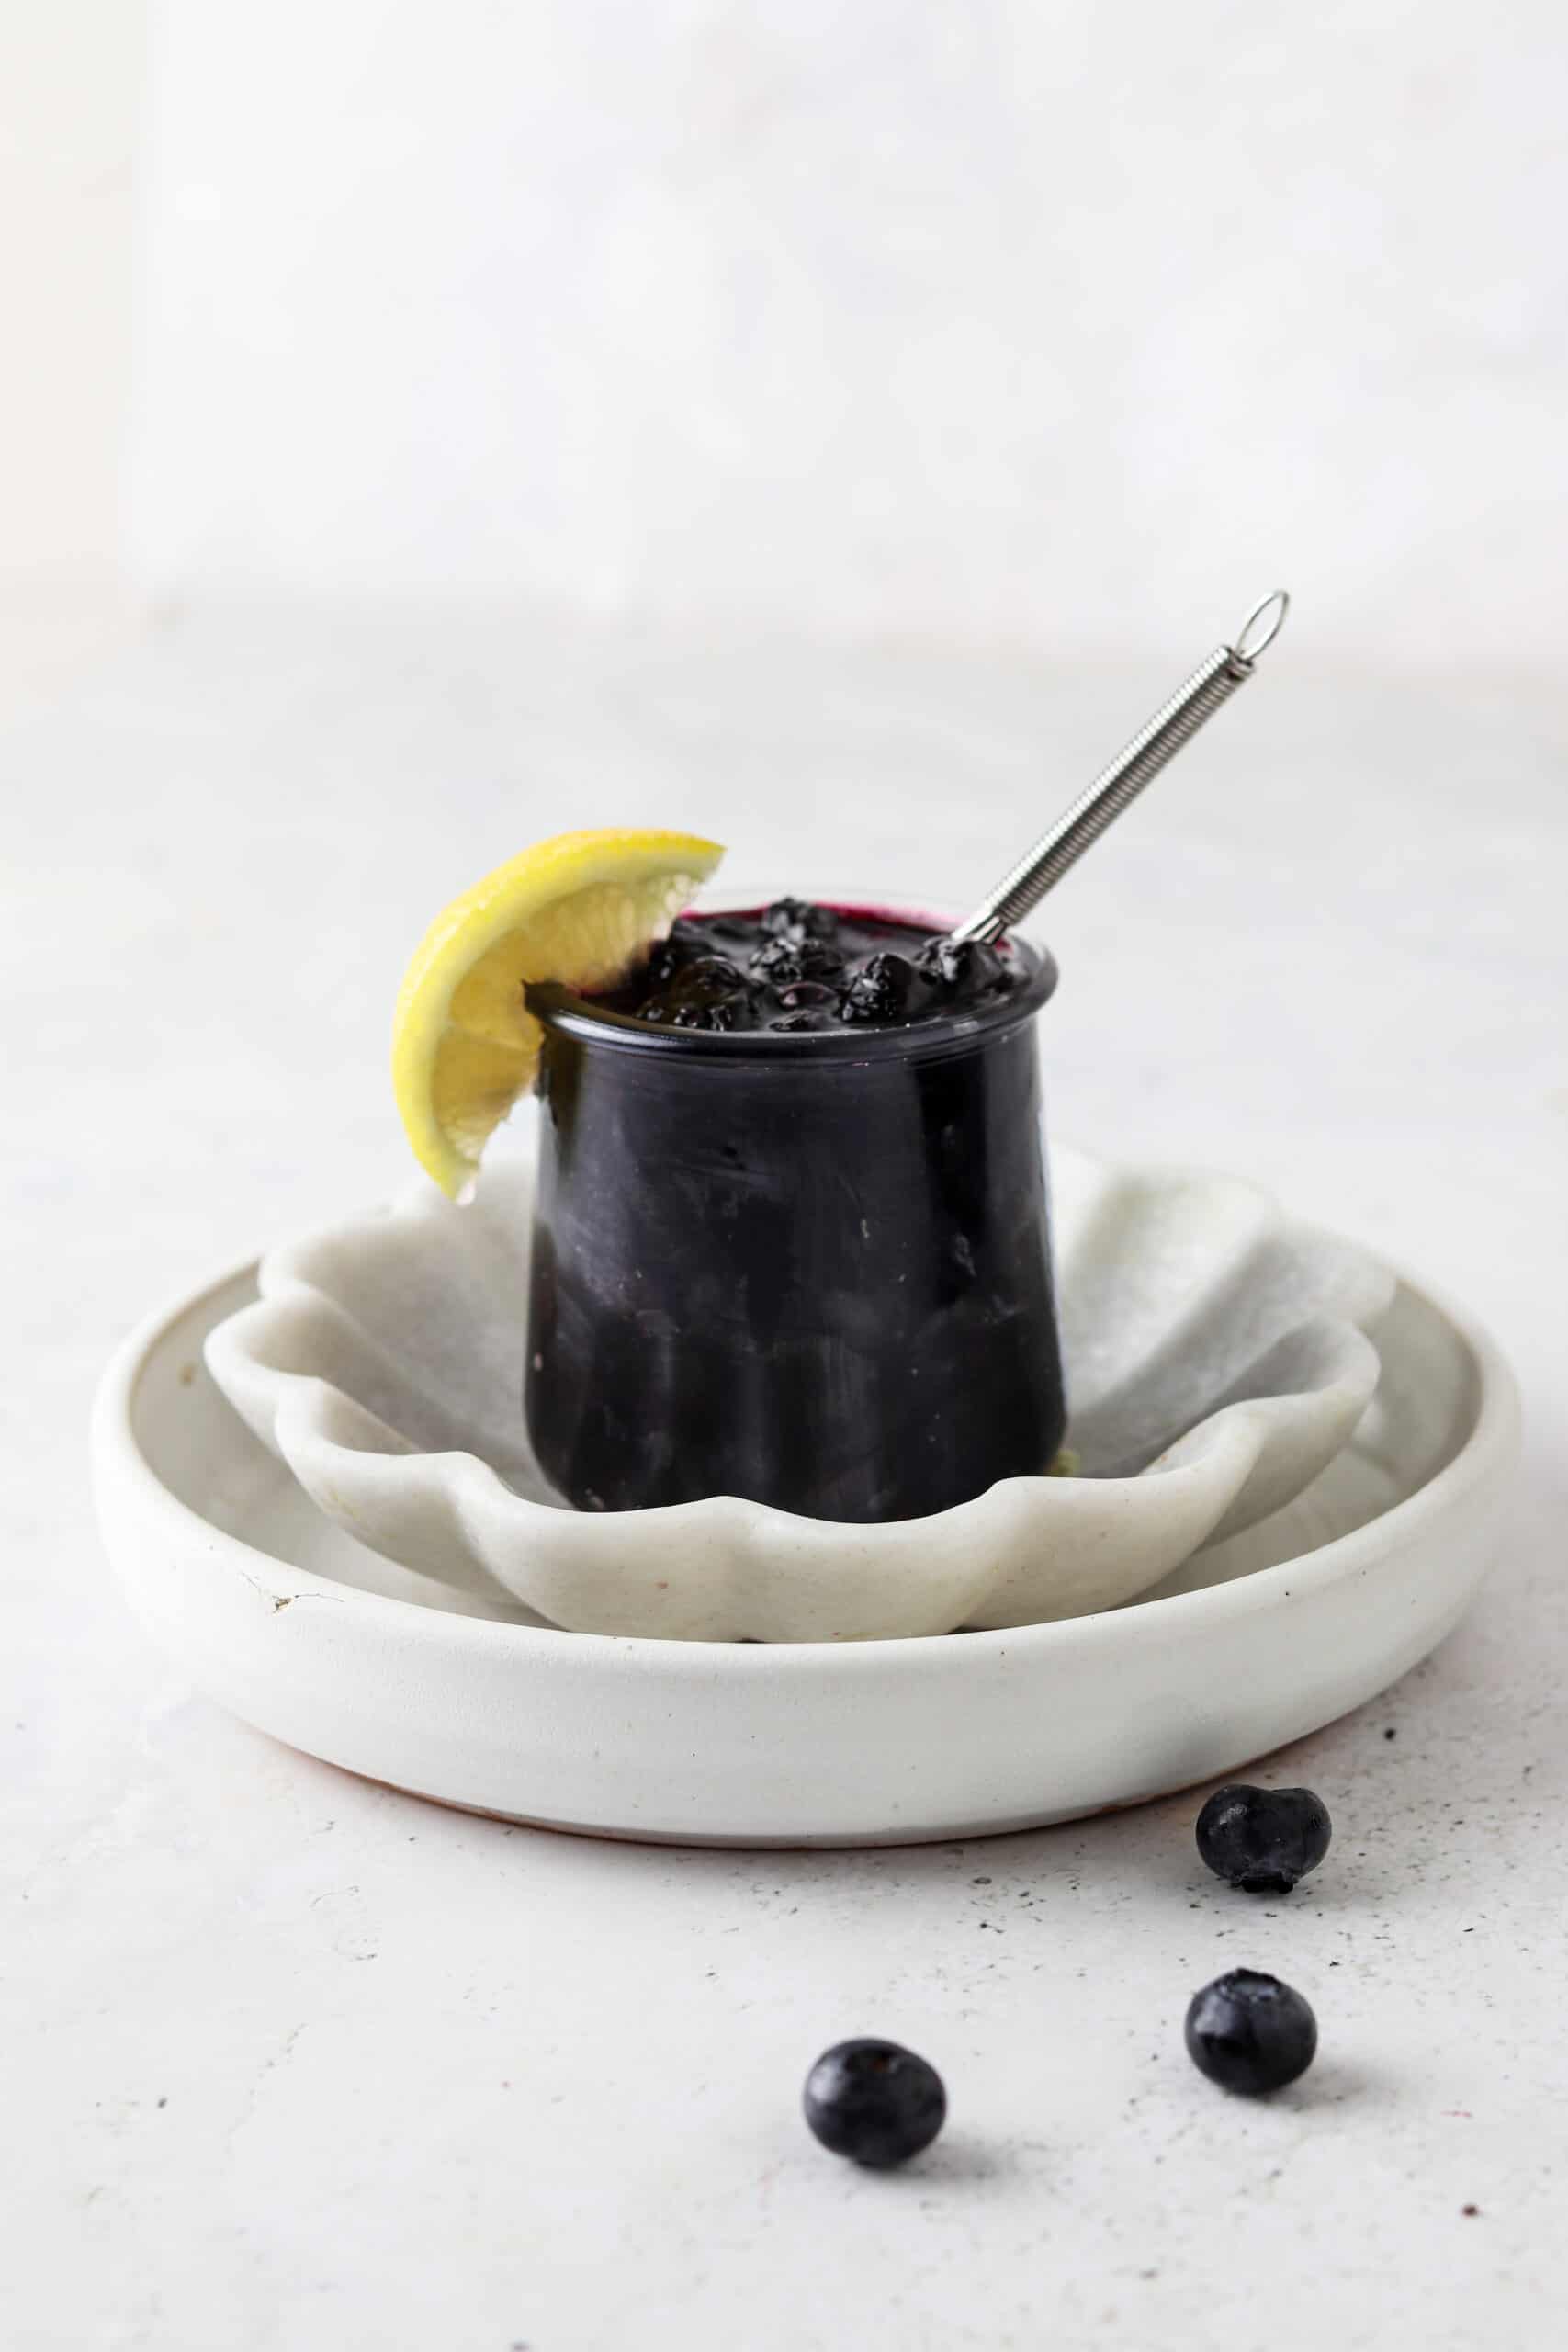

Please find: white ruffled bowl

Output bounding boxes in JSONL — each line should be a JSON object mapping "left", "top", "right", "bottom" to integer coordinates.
{"left": 202, "top": 1120, "right": 1393, "bottom": 1642}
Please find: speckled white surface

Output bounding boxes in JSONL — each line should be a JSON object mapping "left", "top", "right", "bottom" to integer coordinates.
{"left": 6, "top": 610, "right": 1567, "bottom": 2348}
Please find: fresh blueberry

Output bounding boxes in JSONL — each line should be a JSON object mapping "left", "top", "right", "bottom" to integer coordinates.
{"left": 671, "top": 954, "right": 745, "bottom": 998}
{"left": 803, "top": 2039, "right": 947, "bottom": 2167}
{"left": 1195, "top": 1784, "right": 1332, "bottom": 1894}
{"left": 670, "top": 998, "right": 741, "bottom": 1030}
{"left": 761, "top": 896, "right": 839, "bottom": 944}
{"left": 775, "top": 980, "right": 838, "bottom": 1010}
{"left": 915, "top": 935, "right": 1006, "bottom": 993}
{"left": 1184, "top": 1969, "right": 1317, "bottom": 2096}
{"left": 651, "top": 956, "right": 751, "bottom": 1029}
{"left": 644, "top": 922, "right": 703, "bottom": 989}
{"left": 749, "top": 936, "right": 806, "bottom": 985}
{"left": 700, "top": 916, "right": 762, "bottom": 952}
{"left": 748, "top": 935, "right": 843, "bottom": 988}
{"left": 840, "top": 951, "right": 919, "bottom": 1025}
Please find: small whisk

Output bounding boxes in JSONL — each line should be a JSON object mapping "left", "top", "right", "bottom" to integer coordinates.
{"left": 949, "top": 590, "right": 1291, "bottom": 945}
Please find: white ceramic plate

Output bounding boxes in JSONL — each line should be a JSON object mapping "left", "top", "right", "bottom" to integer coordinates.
{"left": 201, "top": 1131, "right": 1393, "bottom": 1640}
{"left": 94, "top": 1227, "right": 1518, "bottom": 1845}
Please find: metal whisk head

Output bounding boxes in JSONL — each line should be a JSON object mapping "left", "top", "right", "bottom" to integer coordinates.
{"left": 950, "top": 590, "right": 1291, "bottom": 946}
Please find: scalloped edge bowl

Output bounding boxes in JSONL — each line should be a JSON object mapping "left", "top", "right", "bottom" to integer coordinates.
{"left": 198, "top": 1135, "right": 1394, "bottom": 1641}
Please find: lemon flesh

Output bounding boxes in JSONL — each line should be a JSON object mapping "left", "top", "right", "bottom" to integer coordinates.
{"left": 392, "top": 827, "right": 724, "bottom": 1197}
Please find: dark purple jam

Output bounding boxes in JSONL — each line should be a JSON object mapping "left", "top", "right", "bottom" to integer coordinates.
{"left": 524, "top": 903, "right": 1065, "bottom": 1524}
{"left": 592, "top": 899, "right": 1017, "bottom": 1034}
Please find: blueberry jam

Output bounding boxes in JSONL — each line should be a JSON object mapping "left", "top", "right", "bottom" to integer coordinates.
{"left": 525, "top": 899, "right": 1065, "bottom": 1524}
{"left": 594, "top": 899, "right": 1018, "bottom": 1035}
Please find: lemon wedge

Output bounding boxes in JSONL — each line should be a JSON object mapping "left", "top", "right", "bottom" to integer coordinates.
{"left": 392, "top": 827, "right": 724, "bottom": 1197}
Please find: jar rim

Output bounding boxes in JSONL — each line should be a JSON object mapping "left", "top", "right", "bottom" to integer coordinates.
{"left": 529, "top": 929, "right": 1058, "bottom": 1065}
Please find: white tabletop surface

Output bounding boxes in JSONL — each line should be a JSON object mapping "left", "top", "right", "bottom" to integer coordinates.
{"left": 5, "top": 608, "right": 1565, "bottom": 2350}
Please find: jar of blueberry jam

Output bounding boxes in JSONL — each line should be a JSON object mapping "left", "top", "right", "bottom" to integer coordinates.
{"left": 524, "top": 896, "right": 1065, "bottom": 1523}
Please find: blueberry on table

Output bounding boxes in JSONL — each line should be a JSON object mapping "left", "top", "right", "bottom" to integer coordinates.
{"left": 1185, "top": 1969, "right": 1317, "bottom": 2096}
{"left": 1195, "top": 1784, "right": 1332, "bottom": 1894}
{"left": 803, "top": 2039, "right": 947, "bottom": 2167}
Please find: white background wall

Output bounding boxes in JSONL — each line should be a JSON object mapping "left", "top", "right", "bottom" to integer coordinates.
{"left": 5, "top": 3, "right": 1564, "bottom": 681}
{"left": 126, "top": 0, "right": 1567, "bottom": 673}
{"left": 0, "top": 1, "right": 145, "bottom": 711}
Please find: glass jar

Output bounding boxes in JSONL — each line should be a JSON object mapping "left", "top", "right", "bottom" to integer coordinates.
{"left": 525, "top": 897, "right": 1064, "bottom": 1522}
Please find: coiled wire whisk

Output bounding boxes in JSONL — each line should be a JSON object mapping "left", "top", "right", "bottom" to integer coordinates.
{"left": 949, "top": 589, "right": 1290, "bottom": 945}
